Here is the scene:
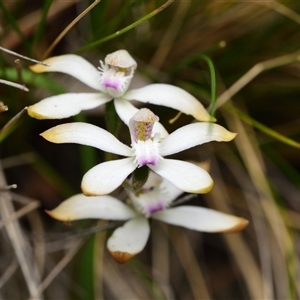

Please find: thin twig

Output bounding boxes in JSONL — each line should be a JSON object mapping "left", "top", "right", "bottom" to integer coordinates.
{"left": 0, "top": 107, "right": 27, "bottom": 143}
{"left": 168, "top": 227, "right": 211, "bottom": 300}
{"left": 1, "top": 152, "right": 37, "bottom": 169}
{"left": 0, "top": 184, "right": 17, "bottom": 191}
{"left": 215, "top": 49, "right": 300, "bottom": 109}
{"left": 35, "top": 238, "right": 84, "bottom": 296}
{"left": 42, "top": 0, "right": 101, "bottom": 59}
{"left": 259, "top": 0, "right": 300, "bottom": 25}
{"left": 0, "top": 201, "right": 41, "bottom": 230}
{"left": 0, "top": 259, "right": 18, "bottom": 289}
{"left": 224, "top": 109, "right": 300, "bottom": 297}
{"left": 0, "top": 46, "right": 49, "bottom": 66}
{"left": 0, "top": 107, "right": 26, "bottom": 133}
{"left": 0, "top": 79, "right": 29, "bottom": 92}
{"left": 14, "top": 59, "right": 27, "bottom": 94}
{"left": 0, "top": 164, "right": 41, "bottom": 298}
{"left": 77, "top": 0, "right": 174, "bottom": 53}
{"left": 150, "top": 0, "right": 190, "bottom": 69}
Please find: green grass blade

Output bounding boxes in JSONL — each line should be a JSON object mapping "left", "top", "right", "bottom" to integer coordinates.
{"left": 0, "top": 0, "right": 31, "bottom": 53}
{"left": 199, "top": 54, "right": 216, "bottom": 117}
{"left": 32, "top": 0, "right": 53, "bottom": 48}
{"left": 0, "top": 108, "right": 26, "bottom": 143}
{"left": 225, "top": 104, "right": 300, "bottom": 149}
{"left": 77, "top": 0, "right": 174, "bottom": 53}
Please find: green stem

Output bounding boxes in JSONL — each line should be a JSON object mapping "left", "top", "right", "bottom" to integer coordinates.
{"left": 225, "top": 104, "right": 300, "bottom": 149}
{"left": 77, "top": 235, "right": 95, "bottom": 299}
{"left": 198, "top": 54, "right": 217, "bottom": 117}
{"left": 76, "top": 0, "right": 174, "bottom": 53}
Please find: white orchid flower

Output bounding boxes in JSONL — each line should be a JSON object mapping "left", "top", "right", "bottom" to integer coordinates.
{"left": 47, "top": 172, "right": 248, "bottom": 264}
{"left": 27, "top": 49, "right": 214, "bottom": 124}
{"left": 41, "top": 108, "right": 236, "bottom": 196}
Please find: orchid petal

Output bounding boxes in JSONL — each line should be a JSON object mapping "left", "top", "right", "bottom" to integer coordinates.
{"left": 27, "top": 93, "right": 112, "bottom": 119}
{"left": 160, "top": 177, "right": 184, "bottom": 202}
{"left": 114, "top": 98, "right": 169, "bottom": 138}
{"left": 46, "top": 194, "right": 137, "bottom": 221}
{"left": 30, "top": 54, "right": 104, "bottom": 92}
{"left": 107, "top": 216, "right": 150, "bottom": 263}
{"left": 123, "top": 83, "right": 214, "bottom": 122}
{"left": 81, "top": 157, "right": 136, "bottom": 195}
{"left": 129, "top": 188, "right": 168, "bottom": 217}
{"left": 149, "top": 159, "right": 213, "bottom": 194}
{"left": 128, "top": 172, "right": 182, "bottom": 216}
{"left": 41, "top": 122, "right": 133, "bottom": 156}
{"left": 152, "top": 122, "right": 169, "bottom": 139}
{"left": 114, "top": 98, "right": 138, "bottom": 125}
{"left": 160, "top": 123, "right": 237, "bottom": 156}
{"left": 152, "top": 206, "right": 249, "bottom": 233}
{"left": 142, "top": 171, "right": 163, "bottom": 189}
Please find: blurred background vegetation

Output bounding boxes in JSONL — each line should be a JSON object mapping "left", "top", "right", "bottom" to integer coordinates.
{"left": 0, "top": 0, "right": 300, "bottom": 299}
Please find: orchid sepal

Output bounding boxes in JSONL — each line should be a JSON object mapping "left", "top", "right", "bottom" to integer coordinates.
{"left": 124, "top": 83, "right": 215, "bottom": 122}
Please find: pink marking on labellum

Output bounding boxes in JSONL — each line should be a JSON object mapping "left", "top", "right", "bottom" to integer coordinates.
{"left": 138, "top": 155, "right": 160, "bottom": 167}
{"left": 147, "top": 202, "right": 164, "bottom": 215}
{"left": 102, "top": 77, "right": 122, "bottom": 91}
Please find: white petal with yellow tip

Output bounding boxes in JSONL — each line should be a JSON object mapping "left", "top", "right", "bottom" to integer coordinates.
{"left": 152, "top": 206, "right": 249, "bottom": 233}
{"left": 160, "top": 123, "right": 237, "bottom": 156}
{"left": 47, "top": 194, "right": 137, "bottom": 221}
{"left": 81, "top": 157, "right": 136, "bottom": 196}
{"left": 149, "top": 159, "right": 213, "bottom": 194}
{"left": 41, "top": 122, "right": 133, "bottom": 156}
{"left": 107, "top": 216, "right": 150, "bottom": 264}
{"left": 28, "top": 93, "right": 111, "bottom": 119}
{"left": 124, "top": 83, "right": 215, "bottom": 122}
{"left": 30, "top": 54, "right": 104, "bottom": 91}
